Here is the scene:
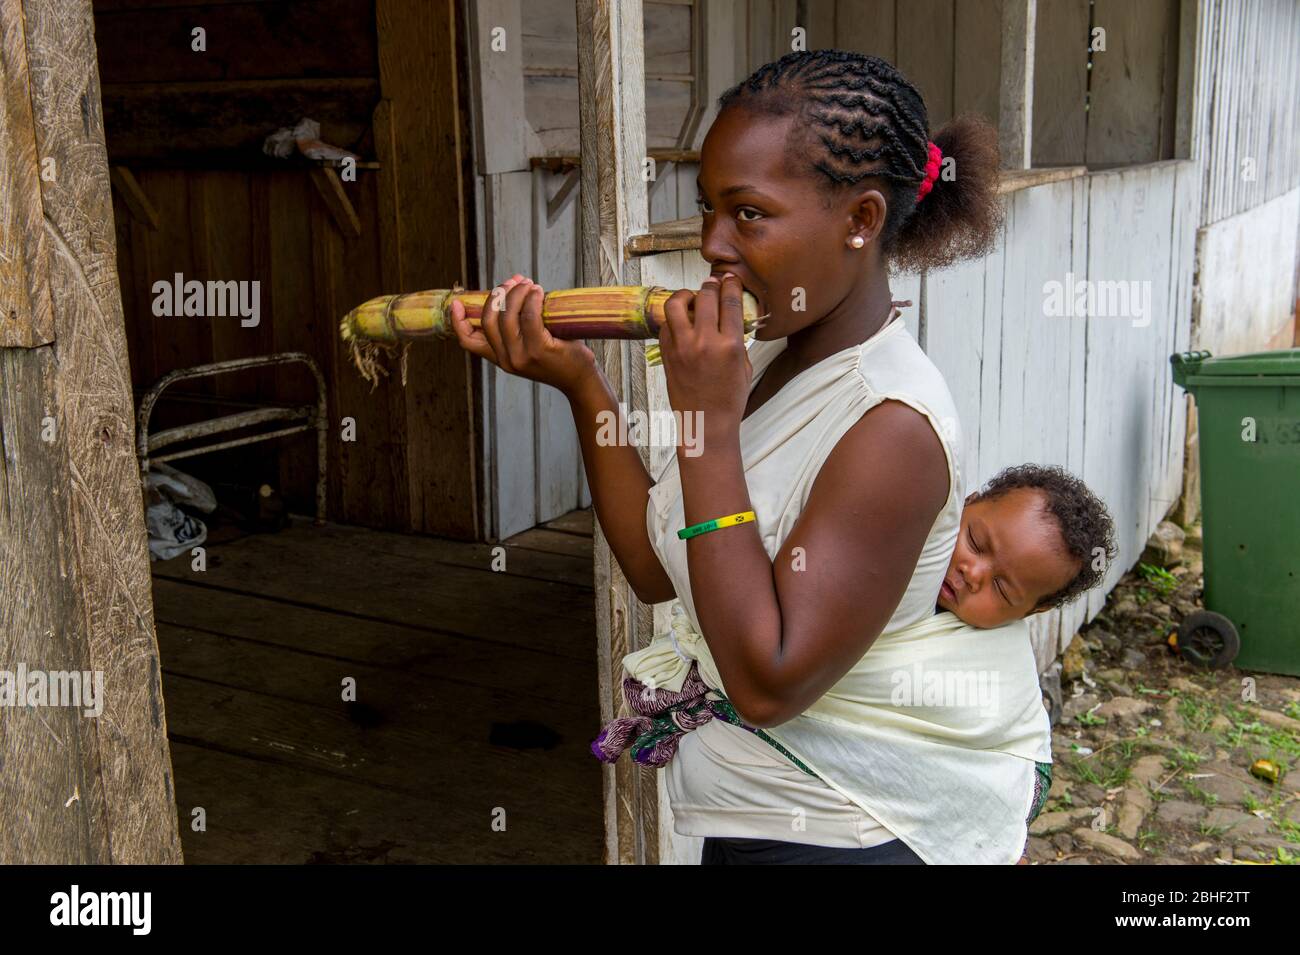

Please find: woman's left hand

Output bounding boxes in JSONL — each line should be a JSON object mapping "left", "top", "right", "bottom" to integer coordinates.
{"left": 658, "top": 273, "right": 753, "bottom": 437}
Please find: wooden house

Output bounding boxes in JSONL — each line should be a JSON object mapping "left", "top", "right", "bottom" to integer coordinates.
{"left": 1, "top": 0, "right": 1296, "bottom": 864}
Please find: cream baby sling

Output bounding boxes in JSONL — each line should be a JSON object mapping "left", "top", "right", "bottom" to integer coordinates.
{"left": 622, "top": 601, "right": 1053, "bottom": 865}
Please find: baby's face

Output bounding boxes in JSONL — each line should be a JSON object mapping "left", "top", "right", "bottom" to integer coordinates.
{"left": 937, "top": 488, "right": 1081, "bottom": 629}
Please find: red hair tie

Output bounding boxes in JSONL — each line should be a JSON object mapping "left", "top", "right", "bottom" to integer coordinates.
{"left": 916, "top": 141, "right": 942, "bottom": 202}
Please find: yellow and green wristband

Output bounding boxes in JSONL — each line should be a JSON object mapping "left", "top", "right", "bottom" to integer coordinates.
{"left": 677, "top": 510, "right": 756, "bottom": 540}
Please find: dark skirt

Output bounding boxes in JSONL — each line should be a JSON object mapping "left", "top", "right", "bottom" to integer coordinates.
{"left": 701, "top": 836, "right": 926, "bottom": 865}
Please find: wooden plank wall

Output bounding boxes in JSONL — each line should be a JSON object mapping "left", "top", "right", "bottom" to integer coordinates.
{"left": 1031, "top": 0, "right": 1091, "bottom": 165}
{"left": 1193, "top": 188, "right": 1300, "bottom": 356}
{"left": 98, "top": 0, "right": 479, "bottom": 537}
{"left": 905, "top": 162, "right": 1198, "bottom": 671}
{"left": 1184, "top": 0, "right": 1300, "bottom": 357}
{"left": 523, "top": 0, "right": 694, "bottom": 154}
{"left": 1033, "top": 0, "right": 1184, "bottom": 167}
{"left": 472, "top": 0, "right": 705, "bottom": 539}
{"left": 1085, "top": 0, "right": 1182, "bottom": 165}
{"left": 731, "top": 0, "right": 1004, "bottom": 131}
{"left": 575, "top": 0, "right": 659, "bottom": 867}
{"left": 1190, "top": 0, "right": 1300, "bottom": 227}
{"left": 479, "top": 0, "right": 1212, "bottom": 539}
{"left": 476, "top": 0, "right": 998, "bottom": 540}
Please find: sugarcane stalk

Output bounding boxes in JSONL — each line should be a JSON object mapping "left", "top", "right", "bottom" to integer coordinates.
{"left": 340, "top": 284, "right": 762, "bottom": 387}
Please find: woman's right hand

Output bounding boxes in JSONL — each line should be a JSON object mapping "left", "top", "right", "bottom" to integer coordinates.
{"left": 449, "top": 274, "right": 599, "bottom": 397}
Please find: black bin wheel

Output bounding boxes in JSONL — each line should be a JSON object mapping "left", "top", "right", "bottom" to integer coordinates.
{"left": 1177, "top": 610, "right": 1241, "bottom": 669}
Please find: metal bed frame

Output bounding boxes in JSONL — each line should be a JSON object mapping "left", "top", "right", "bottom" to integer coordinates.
{"left": 136, "top": 352, "right": 328, "bottom": 525}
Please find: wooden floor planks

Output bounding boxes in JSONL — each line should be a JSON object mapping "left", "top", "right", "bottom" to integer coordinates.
{"left": 154, "top": 518, "right": 596, "bottom": 662}
{"left": 153, "top": 510, "right": 602, "bottom": 864}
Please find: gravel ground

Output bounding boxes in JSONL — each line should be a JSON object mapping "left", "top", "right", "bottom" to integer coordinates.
{"left": 1024, "top": 529, "right": 1300, "bottom": 865}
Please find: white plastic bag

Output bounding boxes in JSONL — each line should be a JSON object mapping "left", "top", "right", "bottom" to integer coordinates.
{"left": 145, "top": 493, "right": 206, "bottom": 561}
{"left": 144, "top": 463, "right": 214, "bottom": 560}
{"left": 150, "top": 461, "right": 217, "bottom": 513}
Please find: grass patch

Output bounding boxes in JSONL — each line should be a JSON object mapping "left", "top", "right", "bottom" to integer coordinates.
{"left": 1178, "top": 694, "right": 1218, "bottom": 734}
{"left": 1221, "top": 703, "right": 1300, "bottom": 765}
{"left": 1170, "top": 747, "right": 1206, "bottom": 772}
{"left": 1137, "top": 563, "right": 1180, "bottom": 597}
{"left": 1138, "top": 829, "right": 1167, "bottom": 853}
{"left": 1066, "top": 747, "right": 1133, "bottom": 791}
{"left": 1182, "top": 780, "right": 1220, "bottom": 808}
{"left": 1276, "top": 818, "right": 1300, "bottom": 847}
{"left": 1113, "top": 738, "right": 1139, "bottom": 761}
{"left": 1071, "top": 759, "right": 1103, "bottom": 787}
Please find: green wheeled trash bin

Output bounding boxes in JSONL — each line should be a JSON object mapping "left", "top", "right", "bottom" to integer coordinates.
{"left": 1170, "top": 348, "right": 1300, "bottom": 675}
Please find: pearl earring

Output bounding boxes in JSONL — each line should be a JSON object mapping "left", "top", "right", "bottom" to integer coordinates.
{"left": 849, "top": 235, "right": 865, "bottom": 248}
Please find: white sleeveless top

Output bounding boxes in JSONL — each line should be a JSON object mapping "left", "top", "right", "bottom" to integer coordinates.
{"left": 645, "top": 314, "right": 965, "bottom": 850}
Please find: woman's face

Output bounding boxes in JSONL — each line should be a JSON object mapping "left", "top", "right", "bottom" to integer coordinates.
{"left": 695, "top": 107, "right": 886, "bottom": 340}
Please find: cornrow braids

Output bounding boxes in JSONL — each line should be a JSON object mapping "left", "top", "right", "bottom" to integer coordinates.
{"left": 716, "top": 50, "right": 1003, "bottom": 272}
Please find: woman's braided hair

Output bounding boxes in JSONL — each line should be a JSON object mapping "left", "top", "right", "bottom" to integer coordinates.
{"left": 716, "top": 49, "right": 1003, "bottom": 272}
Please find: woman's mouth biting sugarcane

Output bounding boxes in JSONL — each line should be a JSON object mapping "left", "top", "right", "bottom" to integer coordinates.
{"left": 339, "top": 284, "right": 766, "bottom": 387}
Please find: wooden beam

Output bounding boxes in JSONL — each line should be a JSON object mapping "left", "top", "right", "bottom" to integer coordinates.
{"left": 108, "top": 165, "right": 160, "bottom": 231}
{"left": 625, "top": 167, "right": 1090, "bottom": 256}
{"left": 999, "top": 0, "right": 1036, "bottom": 169}
{"left": 0, "top": 0, "right": 54, "bottom": 346}
{"left": 531, "top": 148, "right": 701, "bottom": 174}
{"left": 996, "top": 165, "right": 1088, "bottom": 194}
{"left": 625, "top": 214, "right": 706, "bottom": 254}
{"left": 470, "top": 0, "right": 530, "bottom": 174}
{"left": 376, "top": 0, "right": 479, "bottom": 539}
{"left": 2, "top": 0, "right": 181, "bottom": 863}
{"left": 577, "top": 0, "right": 660, "bottom": 866}
{"left": 308, "top": 165, "right": 362, "bottom": 238}
{"left": 686, "top": 0, "right": 731, "bottom": 151}
{"left": 0, "top": 348, "right": 114, "bottom": 864}
{"left": 545, "top": 167, "right": 581, "bottom": 225}
{"left": 523, "top": 66, "right": 695, "bottom": 83}
{"left": 372, "top": 99, "right": 403, "bottom": 291}
{"left": 1173, "top": 0, "right": 1199, "bottom": 161}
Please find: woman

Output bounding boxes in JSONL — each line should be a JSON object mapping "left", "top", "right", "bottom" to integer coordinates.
{"left": 451, "top": 51, "right": 1016, "bottom": 864}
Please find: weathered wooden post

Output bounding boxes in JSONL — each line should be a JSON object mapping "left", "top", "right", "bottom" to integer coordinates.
{"left": 999, "top": 0, "right": 1036, "bottom": 169}
{"left": 575, "top": 0, "right": 664, "bottom": 865}
{"left": 0, "top": 0, "right": 180, "bottom": 863}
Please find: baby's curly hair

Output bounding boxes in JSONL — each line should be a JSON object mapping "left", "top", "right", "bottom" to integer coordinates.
{"left": 972, "top": 464, "right": 1118, "bottom": 611}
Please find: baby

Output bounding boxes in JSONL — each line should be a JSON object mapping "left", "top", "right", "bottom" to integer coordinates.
{"left": 938, "top": 463, "right": 1117, "bottom": 628}
{"left": 936, "top": 463, "right": 1116, "bottom": 834}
